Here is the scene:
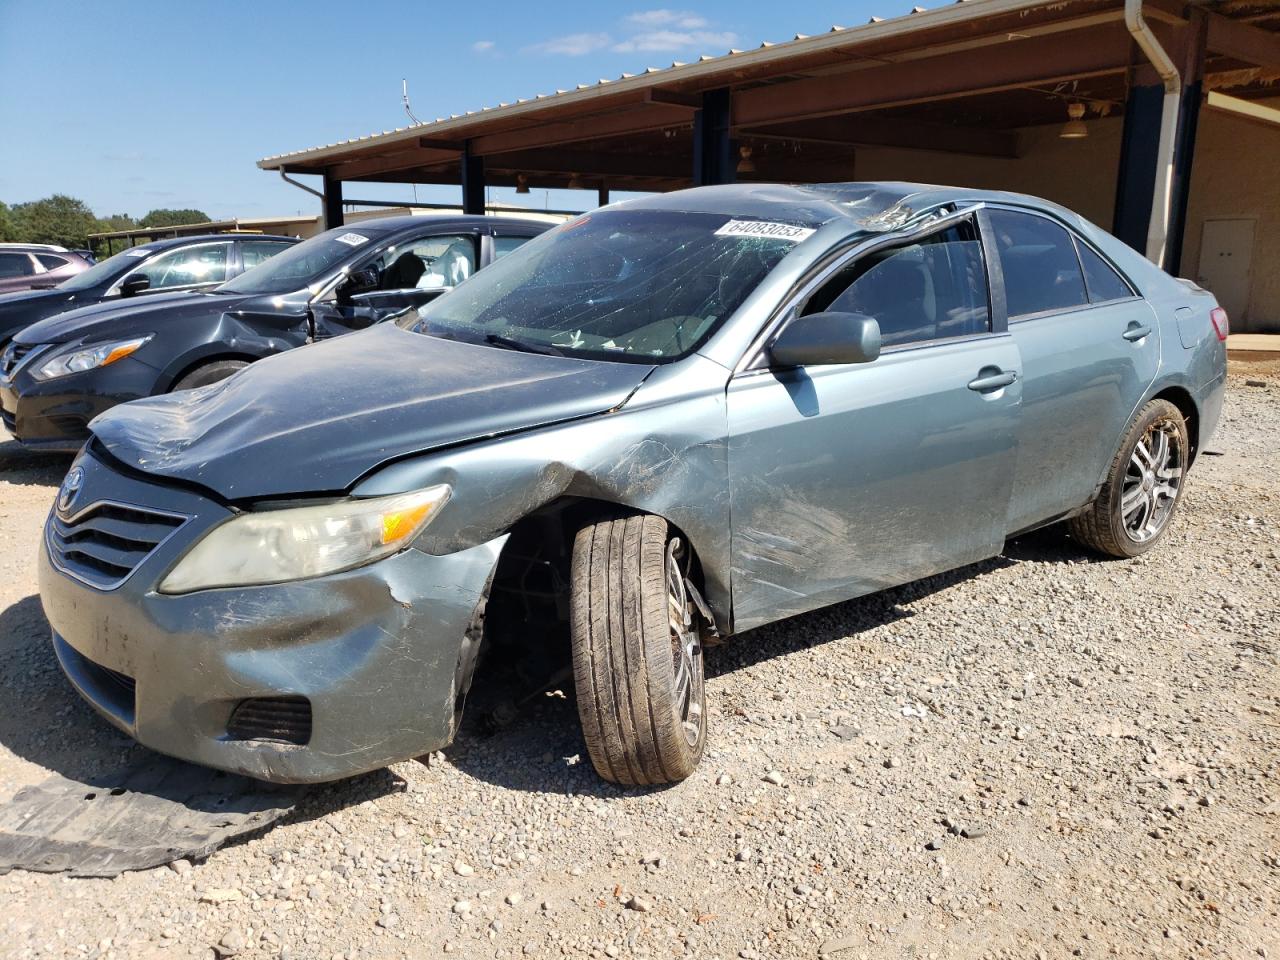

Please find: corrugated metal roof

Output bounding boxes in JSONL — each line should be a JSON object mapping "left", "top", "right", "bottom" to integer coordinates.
{"left": 257, "top": 0, "right": 1053, "bottom": 169}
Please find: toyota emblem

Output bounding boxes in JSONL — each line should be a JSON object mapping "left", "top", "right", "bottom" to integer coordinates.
{"left": 58, "top": 466, "right": 84, "bottom": 515}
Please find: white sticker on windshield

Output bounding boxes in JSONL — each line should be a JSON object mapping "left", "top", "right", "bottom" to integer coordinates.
{"left": 124, "top": 248, "right": 152, "bottom": 257}
{"left": 715, "top": 220, "right": 815, "bottom": 243}
{"left": 334, "top": 232, "right": 369, "bottom": 247}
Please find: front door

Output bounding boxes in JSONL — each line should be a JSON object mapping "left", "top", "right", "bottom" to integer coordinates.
{"left": 311, "top": 232, "right": 479, "bottom": 339}
{"left": 726, "top": 217, "right": 1022, "bottom": 632}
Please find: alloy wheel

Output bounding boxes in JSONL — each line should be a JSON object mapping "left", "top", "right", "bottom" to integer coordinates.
{"left": 1121, "top": 418, "right": 1185, "bottom": 543}
{"left": 665, "top": 537, "right": 704, "bottom": 748}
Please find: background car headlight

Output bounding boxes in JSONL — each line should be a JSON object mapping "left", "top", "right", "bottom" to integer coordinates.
{"left": 158, "top": 484, "right": 451, "bottom": 594}
{"left": 32, "top": 336, "right": 152, "bottom": 381}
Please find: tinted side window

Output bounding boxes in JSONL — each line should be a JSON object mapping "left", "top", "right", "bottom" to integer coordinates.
{"left": 494, "top": 235, "right": 532, "bottom": 260}
{"left": 804, "top": 221, "right": 991, "bottom": 348}
{"left": 239, "top": 240, "right": 294, "bottom": 270}
{"left": 0, "top": 253, "right": 36, "bottom": 278}
{"left": 989, "top": 209, "right": 1088, "bottom": 318}
{"left": 135, "top": 243, "right": 231, "bottom": 289}
{"left": 1074, "top": 238, "right": 1134, "bottom": 303}
{"left": 37, "top": 254, "right": 70, "bottom": 270}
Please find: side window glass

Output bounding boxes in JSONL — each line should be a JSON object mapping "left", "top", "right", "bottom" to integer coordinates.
{"left": 134, "top": 243, "right": 231, "bottom": 289}
{"left": 239, "top": 240, "right": 293, "bottom": 270}
{"left": 0, "top": 253, "right": 36, "bottom": 278}
{"left": 803, "top": 221, "right": 991, "bottom": 348}
{"left": 493, "top": 235, "right": 531, "bottom": 260}
{"left": 374, "top": 234, "right": 477, "bottom": 290}
{"left": 37, "top": 254, "right": 69, "bottom": 271}
{"left": 988, "top": 209, "right": 1088, "bottom": 318}
{"left": 1074, "top": 238, "right": 1134, "bottom": 303}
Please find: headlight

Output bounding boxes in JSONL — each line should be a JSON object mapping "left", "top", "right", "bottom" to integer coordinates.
{"left": 32, "top": 336, "right": 152, "bottom": 381}
{"left": 158, "top": 484, "right": 451, "bottom": 594}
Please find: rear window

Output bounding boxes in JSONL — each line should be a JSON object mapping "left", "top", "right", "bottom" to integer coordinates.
{"left": 988, "top": 209, "right": 1088, "bottom": 319}
{"left": 0, "top": 253, "right": 35, "bottom": 278}
{"left": 1075, "top": 238, "right": 1134, "bottom": 303}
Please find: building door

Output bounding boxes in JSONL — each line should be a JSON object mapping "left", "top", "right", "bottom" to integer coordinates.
{"left": 1196, "top": 218, "right": 1255, "bottom": 326}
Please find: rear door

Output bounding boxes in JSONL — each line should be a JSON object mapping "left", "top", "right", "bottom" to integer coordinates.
{"left": 987, "top": 207, "right": 1160, "bottom": 533}
{"left": 726, "top": 214, "right": 1023, "bottom": 631}
{"left": 310, "top": 230, "right": 480, "bottom": 340}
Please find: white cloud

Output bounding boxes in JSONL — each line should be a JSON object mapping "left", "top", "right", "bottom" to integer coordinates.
{"left": 472, "top": 40, "right": 496, "bottom": 53}
{"left": 525, "top": 32, "right": 613, "bottom": 56}
{"left": 625, "top": 9, "right": 708, "bottom": 29}
{"left": 613, "top": 29, "right": 737, "bottom": 53}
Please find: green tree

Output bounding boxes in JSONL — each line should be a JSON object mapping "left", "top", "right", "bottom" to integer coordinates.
{"left": 95, "top": 213, "right": 138, "bottom": 233}
{"left": 138, "top": 208, "right": 210, "bottom": 228}
{"left": 0, "top": 202, "right": 15, "bottom": 242}
{"left": 9, "top": 194, "right": 101, "bottom": 247}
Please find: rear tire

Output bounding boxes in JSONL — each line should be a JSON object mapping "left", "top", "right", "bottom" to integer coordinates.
{"left": 170, "top": 360, "right": 249, "bottom": 392}
{"left": 1068, "top": 399, "right": 1189, "bottom": 558}
{"left": 570, "top": 514, "right": 707, "bottom": 786}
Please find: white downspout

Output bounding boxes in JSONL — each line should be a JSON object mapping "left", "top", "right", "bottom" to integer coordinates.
{"left": 1124, "top": 0, "right": 1181, "bottom": 269}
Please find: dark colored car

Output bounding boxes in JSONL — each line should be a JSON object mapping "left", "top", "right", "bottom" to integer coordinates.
{"left": 1, "top": 215, "right": 550, "bottom": 450}
{"left": 0, "top": 244, "right": 92, "bottom": 294}
{"left": 35, "top": 183, "right": 1226, "bottom": 785}
{"left": 0, "top": 234, "right": 298, "bottom": 348}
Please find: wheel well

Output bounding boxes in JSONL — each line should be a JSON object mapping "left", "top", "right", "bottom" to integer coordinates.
{"left": 482, "top": 498, "right": 703, "bottom": 657}
{"left": 1151, "top": 385, "right": 1200, "bottom": 462}
{"left": 165, "top": 353, "right": 259, "bottom": 392}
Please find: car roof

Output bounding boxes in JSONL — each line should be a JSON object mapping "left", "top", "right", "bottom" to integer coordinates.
{"left": 122, "top": 233, "right": 300, "bottom": 253}
{"left": 614, "top": 181, "right": 1083, "bottom": 233}
{"left": 333, "top": 214, "right": 553, "bottom": 237}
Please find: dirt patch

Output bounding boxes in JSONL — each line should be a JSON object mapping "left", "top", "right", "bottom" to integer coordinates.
{"left": 0, "top": 376, "right": 1275, "bottom": 959}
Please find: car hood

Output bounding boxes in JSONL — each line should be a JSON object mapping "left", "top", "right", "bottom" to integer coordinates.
{"left": 0, "top": 287, "right": 81, "bottom": 339}
{"left": 90, "top": 324, "right": 656, "bottom": 500}
{"left": 15, "top": 291, "right": 253, "bottom": 345}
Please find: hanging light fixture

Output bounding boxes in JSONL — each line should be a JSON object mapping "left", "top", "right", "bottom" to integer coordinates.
{"left": 1060, "top": 102, "right": 1089, "bottom": 139}
{"left": 737, "top": 144, "right": 757, "bottom": 175}
{"left": 567, "top": 172, "right": 585, "bottom": 189}
{"left": 515, "top": 174, "right": 530, "bottom": 194}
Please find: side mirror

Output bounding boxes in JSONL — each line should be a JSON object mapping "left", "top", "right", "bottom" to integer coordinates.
{"left": 340, "top": 265, "right": 381, "bottom": 298}
{"left": 119, "top": 275, "right": 151, "bottom": 297}
{"left": 768, "top": 311, "right": 882, "bottom": 368}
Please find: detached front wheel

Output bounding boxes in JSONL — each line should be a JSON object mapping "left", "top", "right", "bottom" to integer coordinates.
{"left": 570, "top": 514, "right": 707, "bottom": 785}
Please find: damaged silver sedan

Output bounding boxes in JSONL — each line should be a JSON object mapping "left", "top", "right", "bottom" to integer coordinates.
{"left": 39, "top": 183, "right": 1227, "bottom": 784}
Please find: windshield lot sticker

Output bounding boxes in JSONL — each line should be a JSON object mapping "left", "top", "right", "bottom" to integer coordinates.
{"left": 124, "top": 248, "right": 152, "bottom": 257}
{"left": 715, "top": 220, "right": 815, "bottom": 242}
{"left": 335, "top": 233, "right": 369, "bottom": 247}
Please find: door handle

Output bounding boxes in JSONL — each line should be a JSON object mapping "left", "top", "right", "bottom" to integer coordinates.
{"left": 1123, "top": 323, "right": 1152, "bottom": 342}
{"left": 967, "top": 369, "right": 1018, "bottom": 392}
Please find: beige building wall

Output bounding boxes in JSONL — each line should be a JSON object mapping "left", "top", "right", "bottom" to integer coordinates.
{"left": 853, "top": 104, "right": 1279, "bottom": 332}
{"left": 1180, "top": 98, "right": 1280, "bottom": 333}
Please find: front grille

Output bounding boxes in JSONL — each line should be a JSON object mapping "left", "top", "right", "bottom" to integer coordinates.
{"left": 100, "top": 664, "right": 137, "bottom": 699}
{"left": 1, "top": 341, "right": 38, "bottom": 377}
{"left": 227, "top": 697, "right": 312, "bottom": 745}
{"left": 48, "top": 502, "right": 188, "bottom": 589}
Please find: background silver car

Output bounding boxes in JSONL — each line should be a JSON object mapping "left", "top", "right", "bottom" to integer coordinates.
{"left": 40, "top": 183, "right": 1227, "bottom": 785}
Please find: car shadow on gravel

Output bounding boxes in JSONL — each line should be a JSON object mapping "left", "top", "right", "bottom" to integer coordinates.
{"left": 449, "top": 551, "right": 1036, "bottom": 797}
{"left": 0, "top": 436, "right": 73, "bottom": 487}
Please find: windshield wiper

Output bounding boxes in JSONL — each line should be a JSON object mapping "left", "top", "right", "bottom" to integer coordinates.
{"left": 483, "top": 333, "right": 564, "bottom": 357}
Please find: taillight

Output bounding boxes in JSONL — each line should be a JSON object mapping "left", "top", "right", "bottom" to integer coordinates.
{"left": 1210, "top": 307, "right": 1229, "bottom": 342}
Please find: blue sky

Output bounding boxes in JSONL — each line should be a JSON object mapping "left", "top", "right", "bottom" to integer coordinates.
{"left": 0, "top": 1, "right": 934, "bottom": 220}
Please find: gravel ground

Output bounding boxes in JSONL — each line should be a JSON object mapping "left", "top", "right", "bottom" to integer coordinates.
{"left": 0, "top": 363, "right": 1276, "bottom": 960}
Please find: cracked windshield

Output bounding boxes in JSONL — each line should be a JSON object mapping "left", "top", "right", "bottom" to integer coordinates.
{"left": 411, "top": 209, "right": 806, "bottom": 362}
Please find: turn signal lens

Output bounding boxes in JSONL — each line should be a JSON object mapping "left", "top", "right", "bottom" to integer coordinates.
{"left": 1209, "top": 307, "right": 1229, "bottom": 342}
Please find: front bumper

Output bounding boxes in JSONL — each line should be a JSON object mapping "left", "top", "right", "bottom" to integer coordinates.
{"left": 39, "top": 449, "right": 505, "bottom": 783}
{"left": 0, "top": 352, "right": 156, "bottom": 451}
